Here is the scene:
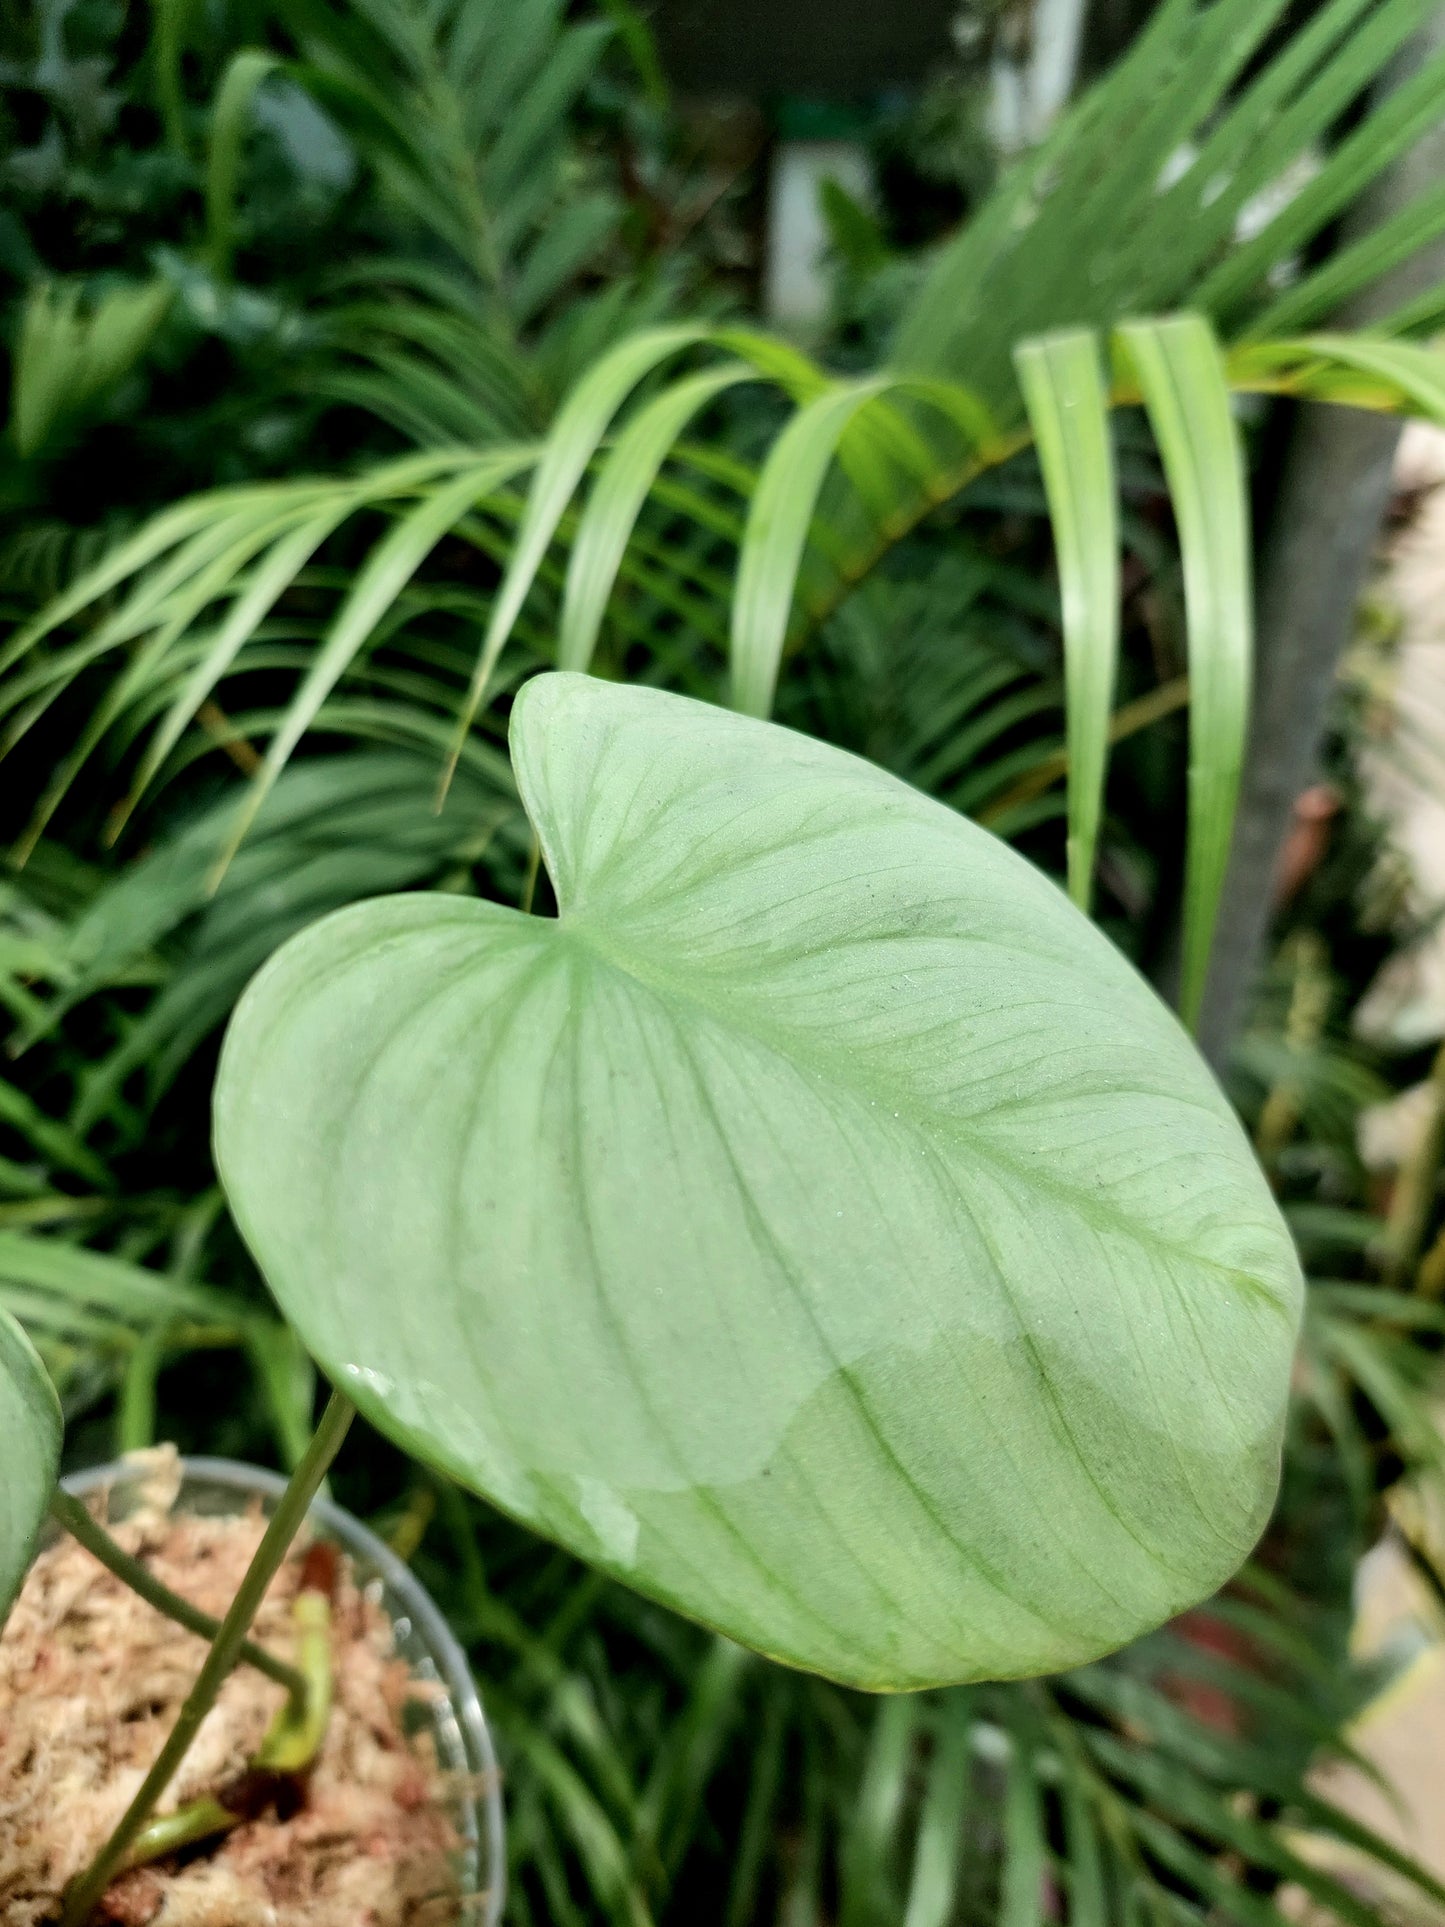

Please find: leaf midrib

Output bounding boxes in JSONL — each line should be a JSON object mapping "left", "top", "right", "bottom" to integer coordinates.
{"left": 556, "top": 910, "right": 1289, "bottom": 1316}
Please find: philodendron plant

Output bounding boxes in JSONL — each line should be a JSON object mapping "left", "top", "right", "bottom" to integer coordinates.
{"left": 1, "top": 672, "right": 1301, "bottom": 1915}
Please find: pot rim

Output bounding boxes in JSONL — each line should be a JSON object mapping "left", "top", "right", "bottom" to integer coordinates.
{"left": 61, "top": 1452, "right": 505, "bottom": 1927}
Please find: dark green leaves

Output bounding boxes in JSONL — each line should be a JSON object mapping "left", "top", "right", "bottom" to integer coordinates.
{"left": 216, "top": 672, "right": 1301, "bottom": 1688}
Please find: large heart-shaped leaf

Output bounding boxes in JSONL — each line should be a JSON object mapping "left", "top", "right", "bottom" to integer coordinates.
{"left": 0, "top": 1305, "right": 61, "bottom": 1623}
{"left": 215, "top": 672, "right": 1302, "bottom": 1689}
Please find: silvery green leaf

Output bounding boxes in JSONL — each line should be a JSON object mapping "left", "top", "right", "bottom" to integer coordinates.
{"left": 215, "top": 672, "right": 1301, "bottom": 1688}
{"left": 0, "top": 1305, "right": 60, "bottom": 1623}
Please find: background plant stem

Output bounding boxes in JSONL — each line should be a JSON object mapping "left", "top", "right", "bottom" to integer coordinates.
{"left": 58, "top": 1391, "right": 355, "bottom": 1926}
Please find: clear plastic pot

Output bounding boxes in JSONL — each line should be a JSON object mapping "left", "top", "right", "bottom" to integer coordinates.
{"left": 59, "top": 1454, "right": 505, "bottom": 1926}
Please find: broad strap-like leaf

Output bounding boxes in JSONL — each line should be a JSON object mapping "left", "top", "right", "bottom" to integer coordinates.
{"left": 0, "top": 1304, "right": 60, "bottom": 1623}
{"left": 216, "top": 672, "right": 1300, "bottom": 1689}
{"left": 1231, "top": 333, "right": 1445, "bottom": 423}
{"left": 1116, "top": 315, "right": 1251, "bottom": 1031}
{"left": 730, "top": 378, "right": 892, "bottom": 717}
{"left": 1014, "top": 330, "right": 1120, "bottom": 911}
{"left": 730, "top": 375, "right": 998, "bottom": 719}
{"left": 0, "top": 1230, "right": 237, "bottom": 1328}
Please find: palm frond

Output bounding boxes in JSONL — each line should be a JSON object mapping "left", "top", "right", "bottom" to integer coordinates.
{"left": 442, "top": 1511, "right": 1445, "bottom": 1925}
{"left": 891, "top": 0, "right": 1445, "bottom": 411}
{"left": 287, "top": 0, "right": 623, "bottom": 321}
{"left": 13, "top": 311, "right": 1445, "bottom": 1032}
{"left": 24, "top": 748, "right": 519, "bottom": 1128}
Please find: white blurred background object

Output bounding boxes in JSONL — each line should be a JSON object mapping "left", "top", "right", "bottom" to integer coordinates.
{"left": 763, "top": 140, "right": 874, "bottom": 328}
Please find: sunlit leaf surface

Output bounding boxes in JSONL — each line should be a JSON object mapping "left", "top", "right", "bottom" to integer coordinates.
{"left": 216, "top": 673, "right": 1302, "bottom": 1687}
